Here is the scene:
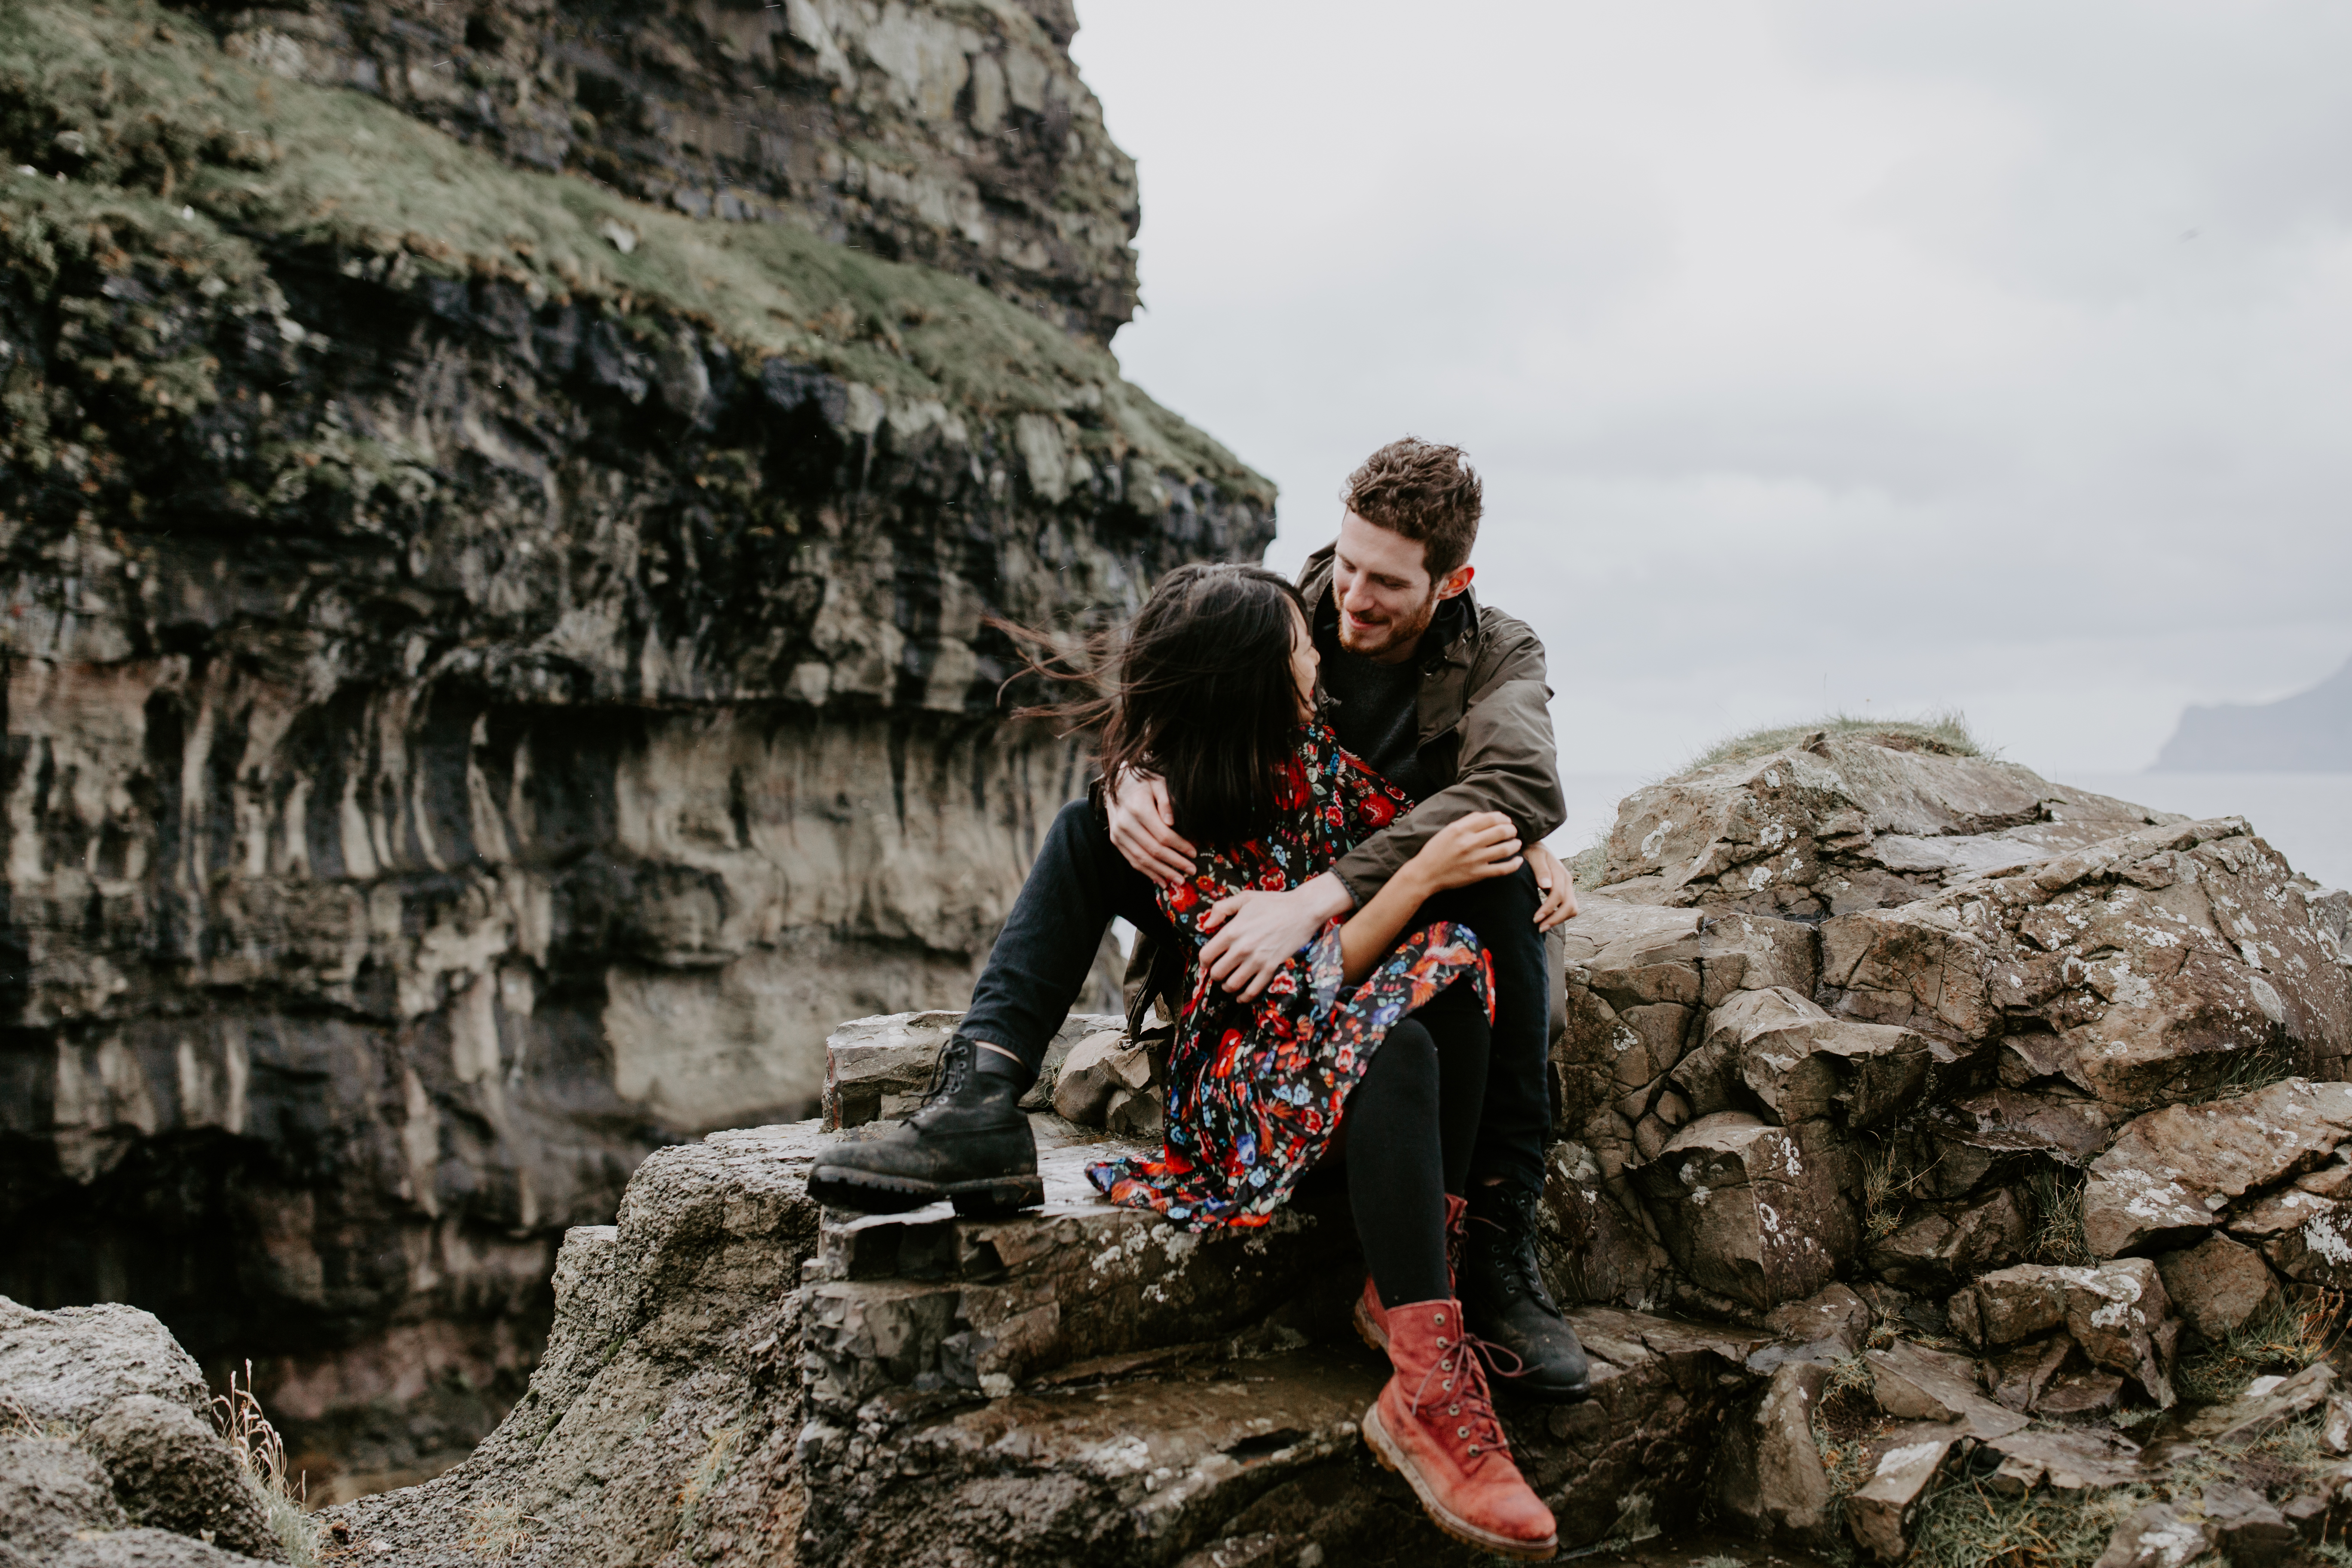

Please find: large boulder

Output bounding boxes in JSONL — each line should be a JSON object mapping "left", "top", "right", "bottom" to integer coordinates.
{"left": 1598, "top": 731, "right": 2162, "bottom": 918}
{"left": 2082, "top": 1079, "right": 2352, "bottom": 1256}
{"left": 2155, "top": 1233, "right": 2282, "bottom": 1340}
{"left": 329, "top": 1099, "right": 1776, "bottom": 1565}
{"left": 1677, "top": 987, "right": 1928, "bottom": 1130}
{"left": 0, "top": 1299, "right": 208, "bottom": 1427}
{"left": 1820, "top": 820, "right": 2351, "bottom": 1104}
{"left": 1635, "top": 1113, "right": 1860, "bottom": 1310}
{"left": 1947, "top": 1260, "right": 2179, "bottom": 1407}
{"left": 83, "top": 1395, "right": 282, "bottom": 1562}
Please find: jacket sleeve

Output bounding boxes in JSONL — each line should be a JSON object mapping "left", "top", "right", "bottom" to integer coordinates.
{"left": 1328, "top": 625, "right": 1567, "bottom": 905}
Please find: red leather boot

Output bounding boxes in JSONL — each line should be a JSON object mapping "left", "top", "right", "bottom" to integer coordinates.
{"left": 1354, "top": 1194, "right": 1469, "bottom": 1352}
{"left": 1362, "top": 1298, "right": 1558, "bottom": 1559}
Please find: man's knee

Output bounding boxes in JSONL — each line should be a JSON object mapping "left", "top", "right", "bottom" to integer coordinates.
{"left": 1427, "top": 865, "right": 1540, "bottom": 931}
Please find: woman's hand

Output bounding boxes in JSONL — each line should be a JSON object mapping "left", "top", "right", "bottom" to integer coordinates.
{"left": 1408, "top": 811, "right": 1525, "bottom": 894}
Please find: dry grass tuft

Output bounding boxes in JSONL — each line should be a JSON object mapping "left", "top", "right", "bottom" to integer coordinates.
{"left": 462, "top": 1501, "right": 541, "bottom": 1560}
{"left": 212, "top": 1362, "right": 320, "bottom": 1568}
{"left": 1859, "top": 1139, "right": 1941, "bottom": 1245}
{"left": 1567, "top": 835, "right": 1611, "bottom": 893}
{"left": 1682, "top": 710, "right": 1985, "bottom": 776}
{"left": 1905, "top": 1476, "right": 2152, "bottom": 1568}
{"left": 2024, "top": 1165, "right": 2095, "bottom": 1267}
{"left": 2174, "top": 1288, "right": 2350, "bottom": 1405}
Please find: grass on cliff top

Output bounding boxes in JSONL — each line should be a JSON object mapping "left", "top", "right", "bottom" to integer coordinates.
{"left": 0, "top": 0, "right": 1268, "bottom": 498}
{"left": 1679, "top": 709, "right": 1986, "bottom": 777}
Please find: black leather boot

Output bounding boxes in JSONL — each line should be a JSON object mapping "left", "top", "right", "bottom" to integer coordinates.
{"left": 807, "top": 1036, "right": 1044, "bottom": 1217}
{"left": 1460, "top": 1182, "right": 1591, "bottom": 1402}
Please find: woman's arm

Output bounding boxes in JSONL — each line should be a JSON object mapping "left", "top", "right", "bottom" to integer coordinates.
{"left": 1336, "top": 812, "right": 1525, "bottom": 983}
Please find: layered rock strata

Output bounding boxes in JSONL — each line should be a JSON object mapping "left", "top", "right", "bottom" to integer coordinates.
{"left": 0, "top": 0, "right": 1268, "bottom": 1493}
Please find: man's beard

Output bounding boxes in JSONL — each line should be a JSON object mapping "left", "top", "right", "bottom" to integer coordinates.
{"left": 1337, "top": 589, "right": 1440, "bottom": 660}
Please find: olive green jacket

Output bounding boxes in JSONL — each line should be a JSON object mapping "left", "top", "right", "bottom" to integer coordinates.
{"left": 1295, "top": 543, "right": 1568, "bottom": 906}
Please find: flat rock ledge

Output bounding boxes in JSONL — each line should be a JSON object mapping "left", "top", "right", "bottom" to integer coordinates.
{"left": 328, "top": 1119, "right": 1770, "bottom": 1566}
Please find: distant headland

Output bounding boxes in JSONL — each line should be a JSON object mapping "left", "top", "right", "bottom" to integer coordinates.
{"left": 2154, "top": 656, "right": 2352, "bottom": 771}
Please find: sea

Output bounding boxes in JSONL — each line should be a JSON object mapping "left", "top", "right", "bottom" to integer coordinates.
{"left": 1557, "top": 771, "right": 2352, "bottom": 893}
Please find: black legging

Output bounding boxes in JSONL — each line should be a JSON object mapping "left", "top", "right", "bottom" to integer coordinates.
{"left": 1346, "top": 971, "right": 1493, "bottom": 1309}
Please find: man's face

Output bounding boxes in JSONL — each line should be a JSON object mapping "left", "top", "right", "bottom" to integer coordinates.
{"left": 1331, "top": 510, "right": 1473, "bottom": 664}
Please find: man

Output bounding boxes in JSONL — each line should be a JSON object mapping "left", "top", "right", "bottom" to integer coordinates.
{"left": 808, "top": 437, "right": 1589, "bottom": 1398}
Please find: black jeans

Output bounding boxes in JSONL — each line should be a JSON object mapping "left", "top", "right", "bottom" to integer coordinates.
{"left": 961, "top": 799, "right": 1553, "bottom": 1199}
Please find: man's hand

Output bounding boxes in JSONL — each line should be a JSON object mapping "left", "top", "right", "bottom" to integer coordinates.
{"left": 1200, "top": 873, "right": 1354, "bottom": 1001}
{"left": 1106, "top": 768, "right": 1197, "bottom": 886}
{"left": 1527, "top": 840, "right": 1580, "bottom": 931}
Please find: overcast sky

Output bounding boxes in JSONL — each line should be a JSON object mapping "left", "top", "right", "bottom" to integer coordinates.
{"left": 1070, "top": 1, "right": 2352, "bottom": 778}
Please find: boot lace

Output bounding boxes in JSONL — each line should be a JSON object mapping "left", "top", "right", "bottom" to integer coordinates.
{"left": 1408, "top": 1324, "right": 1513, "bottom": 1466}
{"left": 910, "top": 1034, "right": 976, "bottom": 1118}
{"left": 1473, "top": 1188, "right": 1554, "bottom": 1306}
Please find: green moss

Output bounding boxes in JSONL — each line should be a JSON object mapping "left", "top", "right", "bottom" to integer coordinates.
{"left": 1681, "top": 710, "right": 1986, "bottom": 777}
{"left": 0, "top": 0, "right": 1268, "bottom": 500}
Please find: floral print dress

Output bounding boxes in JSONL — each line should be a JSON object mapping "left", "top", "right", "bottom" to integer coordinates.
{"left": 1086, "top": 723, "right": 1493, "bottom": 1231}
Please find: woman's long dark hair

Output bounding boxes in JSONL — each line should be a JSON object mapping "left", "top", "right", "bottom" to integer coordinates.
{"left": 1005, "top": 564, "right": 1311, "bottom": 847}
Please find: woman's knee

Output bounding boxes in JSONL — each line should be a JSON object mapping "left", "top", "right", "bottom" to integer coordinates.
{"left": 1362, "top": 1020, "right": 1437, "bottom": 1095}
{"left": 1412, "top": 973, "right": 1490, "bottom": 1033}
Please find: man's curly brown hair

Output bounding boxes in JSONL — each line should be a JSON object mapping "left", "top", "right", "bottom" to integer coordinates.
{"left": 1341, "top": 437, "right": 1484, "bottom": 579}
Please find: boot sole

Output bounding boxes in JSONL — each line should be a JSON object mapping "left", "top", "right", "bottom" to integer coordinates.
{"left": 1352, "top": 1296, "right": 1389, "bottom": 1354}
{"left": 807, "top": 1164, "right": 1044, "bottom": 1217}
{"left": 1360, "top": 1404, "right": 1559, "bottom": 1561}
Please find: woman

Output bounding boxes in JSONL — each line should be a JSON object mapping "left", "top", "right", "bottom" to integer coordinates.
{"left": 1072, "top": 563, "right": 1558, "bottom": 1560}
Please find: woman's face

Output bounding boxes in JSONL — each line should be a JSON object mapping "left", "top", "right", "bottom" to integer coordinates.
{"left": 1288, "top": 600, "right": 1320, "bottom": 721}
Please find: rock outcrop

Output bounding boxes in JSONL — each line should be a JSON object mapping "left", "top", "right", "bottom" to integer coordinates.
{"left": 1547, "top": 729, "right": 2352, "bottom": 1558}
{"left": 0, "top": 1295, "right": 296, "bottom": 1565}
{"left": 0, "top": 0, "right": 1268, "bottom": 1493}
{"left": 330, "top": 1113, "right": 1782, "bottom": 1565}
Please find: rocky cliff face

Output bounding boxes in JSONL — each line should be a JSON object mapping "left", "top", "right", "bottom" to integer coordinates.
{"left": 0, "top": 0, "right": 1268, "bottom": 1494}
